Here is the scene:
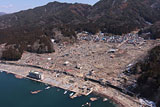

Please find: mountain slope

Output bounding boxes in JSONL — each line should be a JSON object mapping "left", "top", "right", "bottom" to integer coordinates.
{"left": 139, "top": 21, "right": 160, "bottom": 39}
{"left": 0, "top": 2, "right": 91, "bottom": 60}
{"left": 0, "top": 2, "right": 91, "bottom": 29}
{"left": 0, "top": 0, "right": 160, "bottom": 34}
{"left": 0, "top": 2, "right": 91, "bottom": 46}
{"left": 88, "top": 0, "right": 160, "bottom": 34}
{"left": 0, "top": 0, "right": 160, "bottom": 60}
{"left": 132, "top": 46, "right": 160, "bottom": 106}
{"left": 0, "top": 12, "right": 6, "bottom": 16}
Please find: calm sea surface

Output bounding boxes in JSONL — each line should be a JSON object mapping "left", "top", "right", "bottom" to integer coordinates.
{"left": 0, "top": 72, "right": 116, "bottom": 107}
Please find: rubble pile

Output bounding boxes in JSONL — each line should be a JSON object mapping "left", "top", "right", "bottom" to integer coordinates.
{"left": 78, "top": 32, "right": 144, "bottom": 45}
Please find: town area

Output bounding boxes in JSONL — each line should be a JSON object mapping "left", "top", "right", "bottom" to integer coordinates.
{"left": 0, "top": 31, "right": 159, "bottom": 107}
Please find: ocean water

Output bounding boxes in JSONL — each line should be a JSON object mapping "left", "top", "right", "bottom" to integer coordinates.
{"left": 0, "top": 72, "right": 116, "bottom": 107}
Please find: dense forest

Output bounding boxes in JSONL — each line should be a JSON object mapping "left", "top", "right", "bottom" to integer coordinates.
{"left": 130, "top": 46, "right": 160, "bottom": 105}
{"left": 139, "top": 21, "right": 160, "bottom": 39}
{"left": 0, "top": 0, "right": 160, "bottom": 35}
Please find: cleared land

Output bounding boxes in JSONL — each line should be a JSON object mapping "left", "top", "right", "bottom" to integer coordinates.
{"left": 0, "top": 35, "right": 159, "bottom": 106}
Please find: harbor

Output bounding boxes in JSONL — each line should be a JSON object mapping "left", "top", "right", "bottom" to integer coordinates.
{"left": 0, "top": 71, "right": 116, "bottom": 107}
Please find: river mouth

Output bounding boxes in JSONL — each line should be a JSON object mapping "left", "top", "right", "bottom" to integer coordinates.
{"left": 0, "top": 71, "right": 116, "bottom": 107}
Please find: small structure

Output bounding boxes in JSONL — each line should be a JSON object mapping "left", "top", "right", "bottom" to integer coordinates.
{"left": 47, "top": 58, "right": 52, "bottom": 60}
{"left": 51, "top": 39, "right": 55, "bottom": 43}
{"left": 75, "top": 64, "right": 82, "bottom": 69}
{"left": 139, "top": 98, "right": 156, "bottom": 107}
{"left": 28, "top": 70, "right": 44, "bottom": 80}
{"left": 31, "top": 90, "right": 42, "bottom": 94}
{"left": 90, "top": 97, "right": 98, "bottom": 101}
{"left": 64, "top": 61, "right": 70, "bottom": 66}
{"left": 108, "top": 49, "right": 118, "bottom": 53}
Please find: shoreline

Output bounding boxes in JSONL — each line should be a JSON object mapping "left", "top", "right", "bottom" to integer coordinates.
{"left": 1, "top": 70, "right": 72, "bottom": 93}
{"left": 93, "top": 91, "right": 124, "bottom": 107}
{"left": 1, "top": 70, "right": 120, "bottom": 106}
{"left": 0, "top": 71, "right": 116, "bottom": 107}
{"left": 0, "top": 69, "right": 139, "bottom": 107}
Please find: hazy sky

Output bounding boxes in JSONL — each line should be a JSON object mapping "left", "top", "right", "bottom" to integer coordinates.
{"left": 0, "top": 0, "right": 99, "bottom": 13}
